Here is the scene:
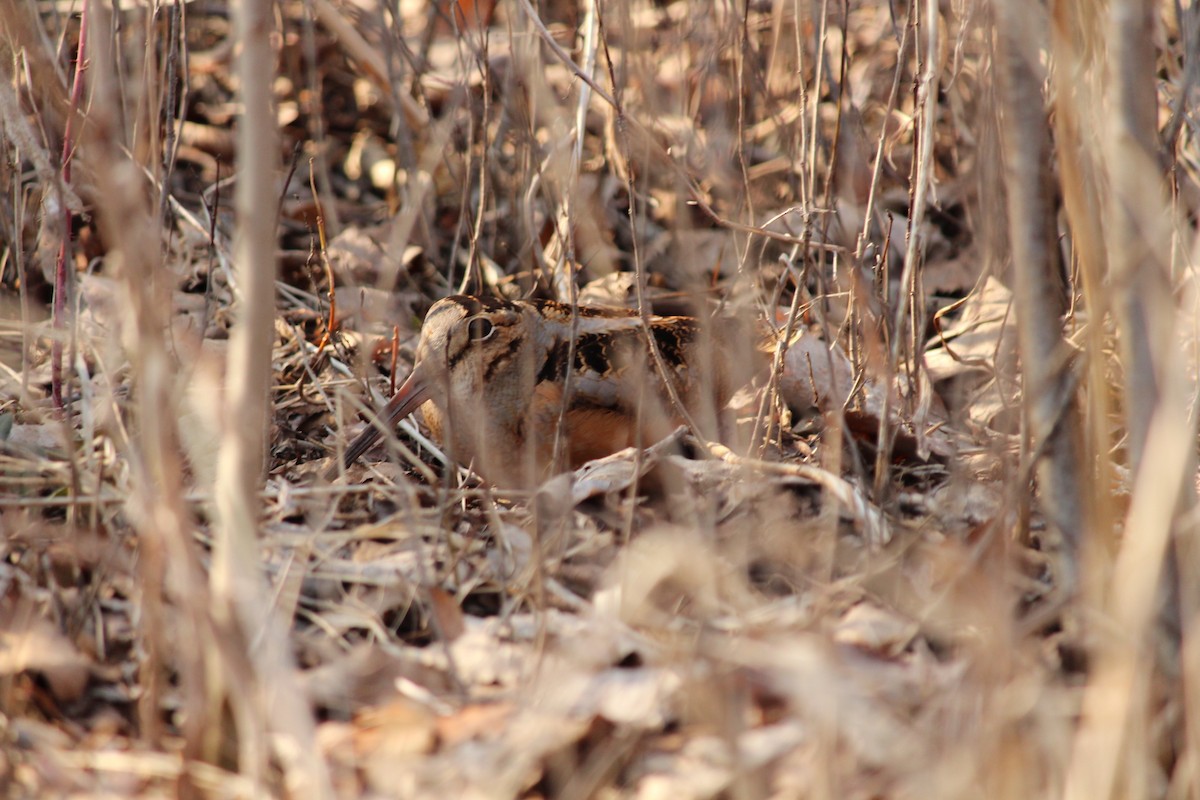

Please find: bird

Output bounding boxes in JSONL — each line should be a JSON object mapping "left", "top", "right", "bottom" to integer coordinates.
{"left": 328, "top": 294, "right": 737, "bottom": 488}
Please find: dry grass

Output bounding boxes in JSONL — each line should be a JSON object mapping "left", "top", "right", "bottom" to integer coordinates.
{"left": 1, "top": 0, "right": 1199, "bottom": 797}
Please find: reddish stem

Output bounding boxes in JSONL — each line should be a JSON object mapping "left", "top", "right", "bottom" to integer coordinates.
{"left": 52, "top": 0, "right": 90, "bottom": 411}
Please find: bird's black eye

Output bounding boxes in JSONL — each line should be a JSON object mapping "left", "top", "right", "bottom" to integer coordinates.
{"left": 466, "top": 317, "right": 496, "bottom": 342}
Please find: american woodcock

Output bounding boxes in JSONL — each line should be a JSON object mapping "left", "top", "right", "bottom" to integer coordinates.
{"left": 331, "top": 295, "right": 737, "bottom": 488}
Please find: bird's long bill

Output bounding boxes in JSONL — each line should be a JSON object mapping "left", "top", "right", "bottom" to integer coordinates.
{"left": 337, "top": 368, "right": 432, "bottom": 470}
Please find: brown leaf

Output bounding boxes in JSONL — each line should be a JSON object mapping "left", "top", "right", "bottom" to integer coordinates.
{"left": 924, "top": 276, "right": 1017, "bottom": 382}
{"left": 427, "top": 587, "right": 466, "bottom": 642}
{"left": 354, "top": 698, "right": 438, "bottom": 793}
{"left": 832, "top": 603, "right": 918, "bottom": 658}
{"left": 0, "top": 623, "right": 91, "bottom": 704}
{"left": 778, "top": 330, "right": 856, "bottom": 413}
{"left": 435, "top": 702, "right": 515, "bottom": 747}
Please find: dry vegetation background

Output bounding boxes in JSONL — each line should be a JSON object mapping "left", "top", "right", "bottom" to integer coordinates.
{"left": 1, "top": 0, "right": 1199, "bottom": 797}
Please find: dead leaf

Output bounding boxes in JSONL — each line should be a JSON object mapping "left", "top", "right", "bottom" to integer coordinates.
{"left": 569, "top": 428, "right": 686, "bottom": 505}
{"left": 778, "top": 329, "right": 856, "bottom": 412}
{"left": 776, "top": 325, "right": 956, "bottom": 461}
{"left": 589, "top": 667, "right": 682, "bottom": 729}
{"left": 355, "top": 697, "right": 438, "bottom": 792}
{"left": 302, "top": 645, "right": 431, "bottom": 713}
{"left": 436, "top": 702, "right": 516, "bottom": 747}
{"left": 427, "top": 587, "right": 466, "bottom": 642}
{"left": 595, "top": 527, "right": 723, "bottom": 628}
{"left": 578, "top": 272, "right": 640, "bottom": 308}
{"left": 924, "top": 276, "right": 1017, "bottom": 382}
{"left": 0, "top": 623, "right": 91, "bottom": 703}
{"left": 3, "top": 423, "right": 61, "bottom": 452}
{"left": 832, "top": 603, "right": 919, "bottom": 657}
{"left": 327, "top": 224, "right": 422, "bottom": 286}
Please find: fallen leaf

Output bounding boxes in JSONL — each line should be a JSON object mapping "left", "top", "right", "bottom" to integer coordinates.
{"left": 0, "top": 623, "right": 91, "bottom": 703}
{"left": 832, "top": 603, "right": 919, "bottom": 657}
{"left": 924, "top": 276, "right": 1017, "bottom": 383}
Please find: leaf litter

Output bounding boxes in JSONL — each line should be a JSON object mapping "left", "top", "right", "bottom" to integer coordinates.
{"left": 1, "top": 0, "right": 1192, "bottom": 797}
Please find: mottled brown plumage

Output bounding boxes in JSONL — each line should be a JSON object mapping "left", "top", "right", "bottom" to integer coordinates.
{"left": 331, "top": 294, "right": 734, "bottom": 488}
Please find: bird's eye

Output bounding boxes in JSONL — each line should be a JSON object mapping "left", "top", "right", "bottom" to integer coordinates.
{"left": 466, "top": 317, "right": 496, "bottom": 342}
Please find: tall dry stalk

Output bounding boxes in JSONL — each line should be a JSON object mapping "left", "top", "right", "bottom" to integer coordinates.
{"left": 50, "top": 0, "right": 89, "bottom": 412}
{"left": 1049, "top": 0, "right": 1119, "bottom": 595}
{"left": 199, "top": 0, "right": 333, "bottom": 796}
{"left": 209, "top": 0, "right": 331, "bottom": 794}
{"left": 75, "top": 0, "right": 218, "bottom": 773}
{"left": 1056, "top": 0, "right": 1198, "bottom": 796}
{"left": 992, "top": 0, "right": 1086, "bottom": 576}
{"left": 1104, "top": 0, "right": 1184, "bottom": 481}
